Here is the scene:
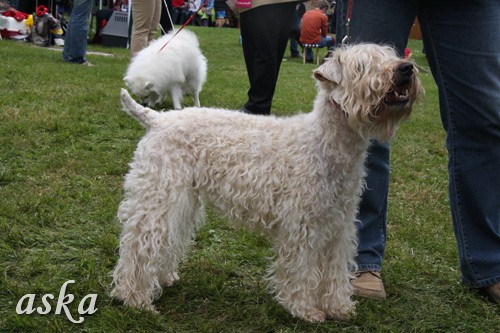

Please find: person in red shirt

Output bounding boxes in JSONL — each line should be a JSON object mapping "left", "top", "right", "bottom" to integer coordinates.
{"left": 172, "top": 0, "right": 188, "bottom": 25}
{"left": 300, "top": 0, "right": 334, "bottom": 62}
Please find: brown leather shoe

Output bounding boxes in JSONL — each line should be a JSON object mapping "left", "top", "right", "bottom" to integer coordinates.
{"left": 478, "top": 283, "right": 500, "bottom": 304}
{"left": 351, "top": 271, "right": 387, "bottom": 300}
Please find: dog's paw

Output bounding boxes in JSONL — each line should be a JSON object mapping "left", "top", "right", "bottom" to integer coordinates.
{"left": 325, "top": 310, "right": 351, "bottom": 321}
{"left": 160, "top": 271, "right": 180, "bottom": 287}
{"left": 323, "top": 304, "right": 355, "bottom": 321}
{"left": 140, "top": 303, "right": 159, "bottom": 314}
{"left": 300, "top": 308, "right": 327, "bottom": 323}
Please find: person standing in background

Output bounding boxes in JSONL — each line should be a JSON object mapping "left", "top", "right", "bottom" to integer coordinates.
{"left": 214, "top": 0, "right": 227, "bottom": 27}
{"left": 62, "top": 0, "right": 94, "bottom": 65}
{"left": 130, "top": 0, "right": 162, "bottom": 57}
{"left": 238, "top": 0, "right": 301, "bottom": 115}
{"left": 289, "top": 2, "right": 306, "bottom": 58}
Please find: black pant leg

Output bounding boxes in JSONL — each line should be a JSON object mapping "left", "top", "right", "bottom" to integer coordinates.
{"left": 240, "top": 2, "right": 296, "bottom": 115}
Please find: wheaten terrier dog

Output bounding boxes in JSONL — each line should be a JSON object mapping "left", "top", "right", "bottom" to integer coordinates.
{"left": 111, "top": 44, "right": 422, "bottom": 323}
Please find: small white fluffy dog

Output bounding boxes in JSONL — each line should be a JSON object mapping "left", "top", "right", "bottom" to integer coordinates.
{"left": 124, "top": 29, "right": 207, "bottom": 109}
{"left": 111, "top": 44, "right": 422, "bottom": 323}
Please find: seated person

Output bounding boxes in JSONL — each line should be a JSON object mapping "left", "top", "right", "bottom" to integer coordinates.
{"left": 300, "top": 0, "right": 335, "bottom": 62}
{"left": 186, "top": 0, "right": 200, "bottom": 21}
{"left": 172, "top": 0, "right": 187, "bottom": 25}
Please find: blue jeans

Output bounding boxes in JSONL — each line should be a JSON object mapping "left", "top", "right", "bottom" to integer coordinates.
{"left": 62, "top": 0, "right": 93, "bottom": 64}
{"left": 290, "top": 37, "right": 300, "bottom": 57}
{"left": 305, "top": 36, "right": 334, "bottom": 60}
{"left": 337, "top": 0, "right": 500, "bottom": 288}
{"left": 172, "top": 7, "right": 187, "bottom": 25}
{"left": 289, "top": 4, "right": 302, "bottom": 57}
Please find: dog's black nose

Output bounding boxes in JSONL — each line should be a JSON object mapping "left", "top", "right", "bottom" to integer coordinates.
{"left": 398, "top": 63, "right": 414, "bottom": 77}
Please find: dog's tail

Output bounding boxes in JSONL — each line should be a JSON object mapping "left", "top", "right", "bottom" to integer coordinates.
{"left": 120, "top": 88, "right": 159, "bottom": 128}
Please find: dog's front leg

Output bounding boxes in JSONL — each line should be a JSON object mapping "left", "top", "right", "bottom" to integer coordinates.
{"left": 268, "top": 224, "right": 329, "bottom": 323}
{"left": 317, "top": 223, "right": 358, "bottom": 320}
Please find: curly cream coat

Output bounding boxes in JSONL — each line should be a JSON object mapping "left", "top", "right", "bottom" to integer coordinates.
{"left": 111, "top": 44, "right": 422, "bottom": 323}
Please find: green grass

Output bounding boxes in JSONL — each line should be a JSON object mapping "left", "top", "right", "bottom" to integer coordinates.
{"left": 0, "top": 27, "right": 498, "bottom": 332}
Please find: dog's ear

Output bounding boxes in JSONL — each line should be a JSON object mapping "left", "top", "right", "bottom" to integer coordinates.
{"left": 314, "top": 59, "right": 342, "bottom": 84}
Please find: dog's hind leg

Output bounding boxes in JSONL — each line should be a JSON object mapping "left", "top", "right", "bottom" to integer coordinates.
{"left": 157, "top": 192, "right": 205, "bottom": 287}
{"left": 188, "top": 81, "right": 201, "bottom": 107}
{"left": 110, "top": 192, "right": 168, "bottom": 310}
{"left": 111, "top": 166, "right": 202, "bottom": 310}
{"left": 192, "top": 91, "right": 201, "bottom": 108}
{"left": 170, "top": 85, "right": 184, "bottom": 110}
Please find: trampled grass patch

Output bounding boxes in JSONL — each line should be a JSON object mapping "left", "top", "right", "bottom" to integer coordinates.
{"left": 0, "top": 27, "right": 498, "bottom": 332}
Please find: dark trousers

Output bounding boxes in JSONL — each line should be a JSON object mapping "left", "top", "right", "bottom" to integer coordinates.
{"left": 240, "top": 2, "right": 297, "bottom": 115}
{"left": 160, "top": 0, "right": 173, "bottom": 33}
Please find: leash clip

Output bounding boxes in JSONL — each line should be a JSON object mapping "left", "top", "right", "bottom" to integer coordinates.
{"left": 342, "top": 0, "right": 353, "bottom": 45}
{"left": 342, "top": 19, "right": 351, "bottom": 45}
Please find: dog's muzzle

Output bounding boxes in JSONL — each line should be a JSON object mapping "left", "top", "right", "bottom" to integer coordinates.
{"left": 385, "top": 62, "right": 414, "bottom": 105}
{"left": 395, "top": 62, "right": 414, "bottom": 86}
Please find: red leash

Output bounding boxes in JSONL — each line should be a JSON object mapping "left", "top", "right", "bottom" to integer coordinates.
{"left": 159, "top": 0, "right": 210, "bottom": 51}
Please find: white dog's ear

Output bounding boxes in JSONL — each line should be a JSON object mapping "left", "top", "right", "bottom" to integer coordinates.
{"left": 314, "top": 59, "right": 342, "bottom": 84}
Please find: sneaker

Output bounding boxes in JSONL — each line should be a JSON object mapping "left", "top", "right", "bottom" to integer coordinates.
{"left": 477, "top": 283, "right": 500, "bottom": 304}
{"left": 81, "top": 60, "right": 95, "bottom": 66}
{"left": 351, "top": 271, "right": 387, "bottom": 300}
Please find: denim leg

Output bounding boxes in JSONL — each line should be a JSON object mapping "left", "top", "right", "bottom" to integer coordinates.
{"left": 290, "top": 38, "right": 300, "bottom": 57}
{"left": 172, "top": 8, "right": 179, "bottom": 24}
{"left": 356, "top": 141, "right": 390, "bottom": 272}
{"left": 62, "top": 0, "right": 93, "bottom": 64}
{"left": 418, "top": 0, "right": 500, "bottom": 288}
{"left": 336, "top": 0, "right": 418, "bottom": 272}
{"left": 318, "top": 36, "right": 334, "bottom": 49}
{"left": 290, "top": 7, "right": 301, "bottom": 57}
{"left": 338, "top": 0, "right": 417, "bottom": 54}
{"left": 306, "top": 47, "right": 313, "bottom": 60}
{"left": 337, "top": 0, "right": 500, "bottom": 286}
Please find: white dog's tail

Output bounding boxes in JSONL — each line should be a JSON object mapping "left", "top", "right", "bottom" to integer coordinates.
{"left": 120, "top": 88, "right": 159, "bottom": 128}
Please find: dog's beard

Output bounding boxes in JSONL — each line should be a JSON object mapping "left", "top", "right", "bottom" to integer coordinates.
{"left": 347, "top": 74, "right": 420, "bottom": 142}
{"left": 371, "top": 103, "right": 412, "bottom": 140}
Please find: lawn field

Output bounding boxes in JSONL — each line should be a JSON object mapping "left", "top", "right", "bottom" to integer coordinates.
{"left": 0, "top": 26, "right": 498, "bottom": 332}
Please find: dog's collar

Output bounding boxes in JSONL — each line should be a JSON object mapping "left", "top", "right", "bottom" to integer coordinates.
{"left": 329, "top": 98, "right": 340, "bottom": 109}
{"left": 328, "top": 98, "right": 350, "bottom": 120}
